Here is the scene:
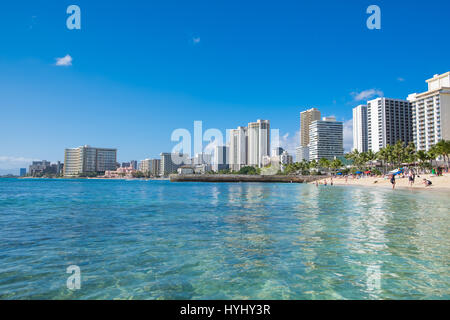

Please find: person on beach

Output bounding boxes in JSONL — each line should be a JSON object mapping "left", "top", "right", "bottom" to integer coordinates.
{"left": 423, "top": 179, "right": 432, "bottom": 187}
{"left": 408, "top": 171, "right": 415, "bottom": 187}
{"left": 390, "top": 174, "right": 396, "bottom": 189}
{"left": 324, "top": 180, "right": 328, "bottom": 186}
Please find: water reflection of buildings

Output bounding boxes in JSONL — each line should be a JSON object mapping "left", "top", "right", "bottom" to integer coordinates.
{"left": 221, "top": 184, "right": 275, "bottom": 283}
{"left": 345, "top": 188, "right": 388, "bottom": 298}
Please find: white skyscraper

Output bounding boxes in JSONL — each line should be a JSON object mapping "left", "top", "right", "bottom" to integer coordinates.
{"left": 352, "top": 105, "right": 368, "bottom": 152}
{"left": 408, "top": 72, "right": 450, "bottom": 151}
{"left": 367, "top": 98, "right": 413, "bottom": 153}
{"left": 247, "top": 120, "right": 270, "bottom": 168}
{"left": 213, "top": 146, "right": 229, "bottom": 172}
{"left": 309, "top": 117, "right": 344, "bottom": 161}
{"left": 229, "top": 126, "right": 248, "bottom": 171}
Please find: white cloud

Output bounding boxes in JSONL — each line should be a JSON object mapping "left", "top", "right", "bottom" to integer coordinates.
{"left": 397, "top": 77, "right": 405, "bottom": 82}
{"left": 279, "top": 131, "right": 300, "bottom": 156}
{"left": 55, "top": 54, "right": 72, "bottom": 66}
{"left": 343, "top": 119, "right": 353, "bottom": 152}
{"left": 192, "top": 37, "right": 201, "bottom": 44}
{"left": 351, "top": 89, "right": 383, "bottom": 102}
{"left": 0, "top": 156, "right": 39, "bottom": 170}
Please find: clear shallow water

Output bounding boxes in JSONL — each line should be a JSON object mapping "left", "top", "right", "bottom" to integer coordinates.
{"left": 0, "top": 178, "right": 449, "bottom": 300}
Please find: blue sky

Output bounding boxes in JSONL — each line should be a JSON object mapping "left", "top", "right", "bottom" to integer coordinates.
{"left": 0, "top": 0, "right": 449, "bottom": 173}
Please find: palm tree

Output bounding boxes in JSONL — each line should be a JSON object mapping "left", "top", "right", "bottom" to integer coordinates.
{"left": 377, "top": 146, "right": 392, "bottom": 173}
{"left": 331, "top": 158, "right": 343, "bottom": 174}
{"left": 416, "top": 150, "right": 430, "bottom": 170}
{"left": 435, "top": 140, "right": 450, "bottom": 169}
{"left": 392, "top": 141, "right": 406, "bottom": 167}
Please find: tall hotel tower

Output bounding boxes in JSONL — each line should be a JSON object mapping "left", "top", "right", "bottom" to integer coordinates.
{"left": 300, "top": 108, "right": 321, "bottom": 147}
{"left": 229, "top": 126, "right": 248, "bottom": 171}
{"left": 408, "top": 72, "right": 450, "bottom": 151}
{"left": 367, "top": 98, "right": 413, "bottom": 152}
{"left": 309, "top": 116, "right": 344, "bottom": 161}
{"left": 352, "top": 105, "right": 368, "bottom": 152}
{"left": 64, "top": 145, "right": 117, "bottom": 176}
{"left": 247, "top": 120, "right": 270, "bottom": 168}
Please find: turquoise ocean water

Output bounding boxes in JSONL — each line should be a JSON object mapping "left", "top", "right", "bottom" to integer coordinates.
{"left": 0, "top": 178, "right": 449, "bottom": 299}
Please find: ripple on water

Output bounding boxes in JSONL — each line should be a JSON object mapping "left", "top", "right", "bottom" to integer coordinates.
{"left": 0, "top": 179, "right": 449, "bottom": 299}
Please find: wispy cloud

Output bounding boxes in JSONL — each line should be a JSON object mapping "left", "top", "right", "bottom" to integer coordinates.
{"left": 55, "top": 54, "right": 73, "bottom": 66}
{"left": 397, "top": 77, "right": 405, "bottom": 82}
{"left": 192, "top": 37, "right": 201, "bottom": 45}
{"left": 0, "top": 156, "right": 38, "bottom": 170}
{"left": 280, "top": 131, "right": 300, "bottom": 156}
{"left": 351, "top": 89, "right": 383, "bottom": 102}
{"left": 343, "top": 119, "right": 353, "bottom": 152}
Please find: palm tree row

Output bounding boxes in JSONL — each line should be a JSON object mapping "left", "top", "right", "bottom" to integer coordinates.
{"left": 345, "top": 140, "right": 450, "bottom": 173}
{"left": 282, "top": 139, "right": 450, "bottom": 176}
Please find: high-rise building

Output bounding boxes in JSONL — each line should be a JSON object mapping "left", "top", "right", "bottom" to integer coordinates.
{"left": 367, "top": 98, "right": 413, "bottom": 152}
{"left": 139, "top": 158, "right": 161, "bottom": 176}
{"left": 300, "top": 108, "right": 321, "bottom": 147}
{"left": 130, "top": 160, "right": 138, "bottom": 170}
{"left": 229, "top": 126, "right": 248, "bottom": 171}
{"left": 309, "top": 117, "right": 344, "bottom": 161}
{"left": 64, "top": 145, "right": 117, "bottom": 176}
{"left": 29, "top": 160, "right": 51, "bottom": 176}
{"left": 352, "top": 105, "right": 368, "bottom": 152}
{"left": 160, "top": 153, "right": 188, "bottom": 176}
{"left": 213, "top": 146, "right": 229, "bottom": 172}
{"left": 194, "top": 153, "right": 213, "bottom": 165}
{"left": 19, "top": 168, "right": 26, "bottom": 177}
{"left": 408, "top": 72, "right": 450, "bottom": 151}
{"left": 280, "top": 150, "right": 293, "bottom": 165}
{"left": 296, "top": 146, "right": 309, "bottom": 162}
{"left": 271, "top": 147, "right": 284, "bottom": 157}
{"left": 247, "top": 120, "right": 270, "bottom": 168}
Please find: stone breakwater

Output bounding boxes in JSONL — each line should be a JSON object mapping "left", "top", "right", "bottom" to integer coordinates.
{"left": 169, "top": 174, "right": 322, "bottom": 183}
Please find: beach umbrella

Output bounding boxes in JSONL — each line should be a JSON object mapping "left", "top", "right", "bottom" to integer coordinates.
{"left": 337, "top": 172, "right": 343, "bottom": 175}
{"left": 355, "top": 171, "right": 362, "bottom": 174}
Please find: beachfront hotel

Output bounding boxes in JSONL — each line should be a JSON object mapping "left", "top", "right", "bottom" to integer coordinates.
{"left": 300, "top": 108, "right": 321, "bottom": 147}
{"left": 63, "top": 145, "right": 117, "bottom": 176}
{"left": 352, "top": 105, "right": 368, "bottom": 153}
{"left": 296, "top": 146, "right": 309, "bottom": 162}
{"left": 309, "top": 116, "right": 344, "bottom": 161}
{"left": 160, "top": 152, "right": 189, "bottom": 176}
{"left": 408, "top": 72, "right": 450, "bottom": 151}
{"left": 139, "top": 158, "right": 161, "bottom": 176}
{"left": 247, "top": 120, "right": 270, "bottom": 168}
{"left": 367, "top": 98, "right": 413, "bottom": 153}
{"left": 229, "top": 126, "right": 248, "bottom": 171}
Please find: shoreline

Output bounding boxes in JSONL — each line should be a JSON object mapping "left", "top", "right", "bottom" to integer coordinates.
{"left": 170, "top": 174, "right": 322, "bottom": 183}
{"left": 311, "top": 173, "right": 450, "bottom": 192}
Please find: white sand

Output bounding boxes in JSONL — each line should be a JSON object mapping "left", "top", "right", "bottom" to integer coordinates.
{"left": 313, "top": 173, "right": 450, "bottom": 192}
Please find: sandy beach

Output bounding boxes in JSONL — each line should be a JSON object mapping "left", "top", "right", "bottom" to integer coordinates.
{"left": 313, "top": 173, "right": 450, "bottom": 192}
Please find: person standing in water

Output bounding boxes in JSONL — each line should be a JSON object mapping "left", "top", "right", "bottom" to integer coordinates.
{"left": 408, "top": 170, "right": 415, "bottom": 187}
{"left": 390, "top": 174, "right": 396, "bottom": 189}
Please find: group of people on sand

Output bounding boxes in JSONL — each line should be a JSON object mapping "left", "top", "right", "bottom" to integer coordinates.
{"left": 389, "top": 169, "right": 432, "bottom": 189}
